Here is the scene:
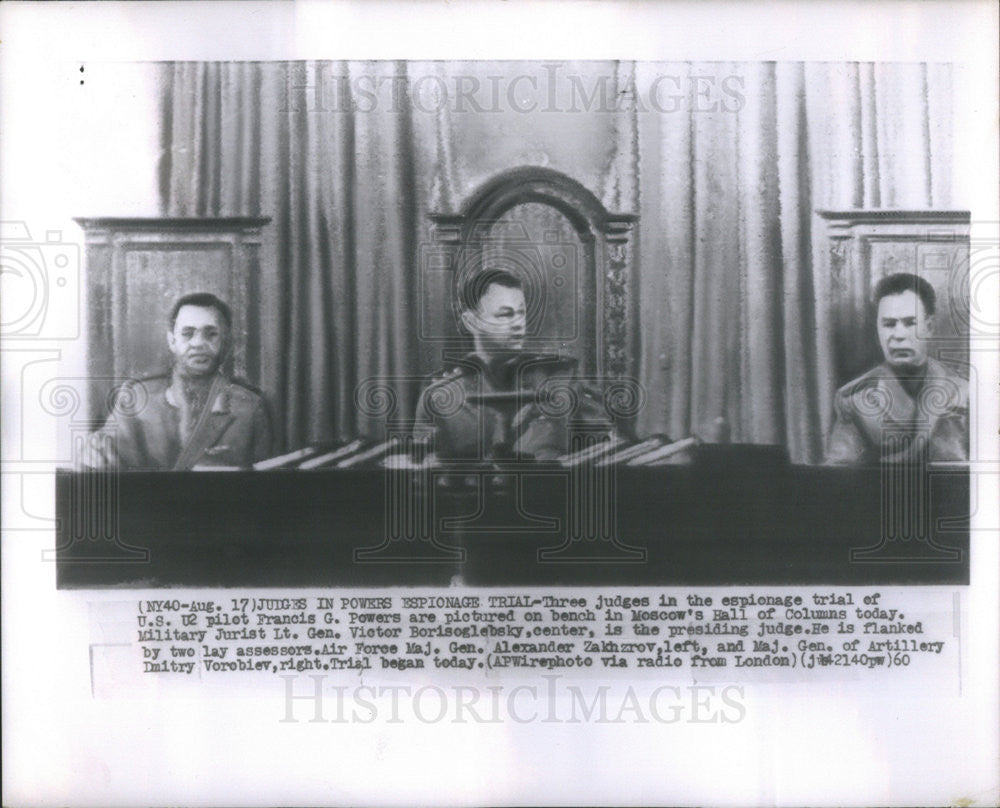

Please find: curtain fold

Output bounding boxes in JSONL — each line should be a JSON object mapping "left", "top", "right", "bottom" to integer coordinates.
{"left": 159, "top": 60, "right": 951, "bottom": 462}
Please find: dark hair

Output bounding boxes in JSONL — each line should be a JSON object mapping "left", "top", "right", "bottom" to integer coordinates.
{"left": 169, "top": 292, "right": 233, "bottom": 329}
{"left": 460, "top": 269, "right": 523, "bottom": 312}
{"left": 873, "top": 273, "right": 936, "bottom": 316}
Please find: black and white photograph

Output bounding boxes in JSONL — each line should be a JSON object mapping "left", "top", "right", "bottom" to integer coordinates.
{"left": 2, "top": 2, "right": 998, "bottom": 805}
{"left": 49, "top": 59, "right": 974, "bottom": 587}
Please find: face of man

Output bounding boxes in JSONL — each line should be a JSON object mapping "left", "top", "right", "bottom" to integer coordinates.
{"left": 877, "top": 289, "right": 933, "bottom": 371}
{"left": 462, "top": 283, "right": 527, "bottom": 357}
{"left": 167, "top": 305, "right": 228, "bottom": 378}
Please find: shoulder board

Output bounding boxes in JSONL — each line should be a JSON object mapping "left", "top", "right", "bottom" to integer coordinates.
{"left": 521, "top": 354, "right": 578, "bottom": 372}
{"left": 529, "top": 352, "right": 575, "bottom": 364}
{"left": 229, "top": 377, "right": 266, "bottom": 397}
{"left": 428, "top": 365, "right": 469, "bottom": 384}
{"left": 549, "top": 356, "right": 578, "bottom": 371}
{"left": 838, "top": 366, "right": 882, "bottom": 397}
{"left": 932, "top": 359, "right": 970, "bottom": 382}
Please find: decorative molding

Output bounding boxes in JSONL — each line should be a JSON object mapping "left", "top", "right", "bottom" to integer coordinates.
{"left": 429, "top": 167, "right": 639, "bottom": 379}
{"left": 75, "top": 217, "right": 272, "bottom": 235}
{"left": 828, "top": 239, "right": 849, "bottom": 284}
{"left": 816, "top": 210, "right": 970, "bottom": 225}
{"left": 427, "top": 215, "right": 464, "bottom": 245}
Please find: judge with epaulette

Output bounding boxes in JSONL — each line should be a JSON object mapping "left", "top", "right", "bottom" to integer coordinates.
{"left": 83, "top": 292, "right": 273, "bottom": 470}
{"left": 826, "top": 273, "right": 969, "bottom": 464}
{"left": 414, "top": 269, "right": 610, "bottom": 462}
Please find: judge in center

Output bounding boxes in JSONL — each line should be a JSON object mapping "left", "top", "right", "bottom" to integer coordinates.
{"left": 414, "top": 269, "right": 610, "bottom": 461}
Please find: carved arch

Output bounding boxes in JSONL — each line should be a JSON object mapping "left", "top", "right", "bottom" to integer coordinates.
{"left": 429, "top": 167, "right": 638, "bottom": 379}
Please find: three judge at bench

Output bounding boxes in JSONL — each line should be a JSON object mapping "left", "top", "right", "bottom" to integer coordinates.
{"left": 84, "top": 271, "right": 969, "bottom": 470}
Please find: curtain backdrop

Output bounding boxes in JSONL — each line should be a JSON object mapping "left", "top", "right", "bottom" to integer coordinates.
{"left": 158, "top": 61, "right": 952, "bottom": 462}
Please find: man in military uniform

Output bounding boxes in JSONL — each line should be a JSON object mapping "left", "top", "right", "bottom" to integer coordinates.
{"left": 415, "top": 269, "right": 610, "bottom": 462}
{"left": 826, "top": 273, "right": 968, "bottom": 464}
{"left": 84, "top": 292, "right": 273, "bottom": 470}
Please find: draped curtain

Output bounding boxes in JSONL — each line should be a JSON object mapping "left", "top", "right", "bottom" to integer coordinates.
{"left": 158, "top": 61, "right": 952, "bottom": 462}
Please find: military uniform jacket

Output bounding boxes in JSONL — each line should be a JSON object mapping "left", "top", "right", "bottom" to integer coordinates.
{"left": 84, "top": 374, "right": 273, "bottom": 470}
{"left": 415, "top": 352, "right": 610, "bottom": 461}
{"left": 826, "top": 358, "right": 968, "bottom": 464}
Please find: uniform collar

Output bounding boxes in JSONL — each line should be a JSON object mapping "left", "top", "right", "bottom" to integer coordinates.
{"left": 463, "top": 350, "right": 559, "bottom": 371}
{"left": 165, "top": 372, "right": 229, "bottom": 414}
{"left": 465, "top": 351, "right": 513, "bottom": 370}
{"left": 877, "top": 358, "right": 949, "bottom": 393}
{"left": 463, "top": 351, "right": 534, "bottom": 388}
{"left": 874, "top": 358, "right": 957, "bottom": 425}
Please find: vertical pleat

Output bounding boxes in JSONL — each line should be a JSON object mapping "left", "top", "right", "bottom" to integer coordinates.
{"left": 859, "top": 63, "right": 882, "bottom": 208}
{"left": 775, "top": 62, "right": 819, "bottom": 461}
{"left": 156, "top": 63, "right": 175, "bottom": 215}
{"left": 689, "top": 62, "right": 742, "bottom": 436}
{"left": 255, "top": 64, "right": 285, "bottom": 444}
{"left": 739, "top": 62, "right": 784, "bottom": 445}
{"left": 804, "top": 64, "right": 839, "bottom": 445}
{"left": 320, "top": 61, "right": 358, "bottom": 441}
{"left": 926, "top": 63, "right": 953, "bottom": 208}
